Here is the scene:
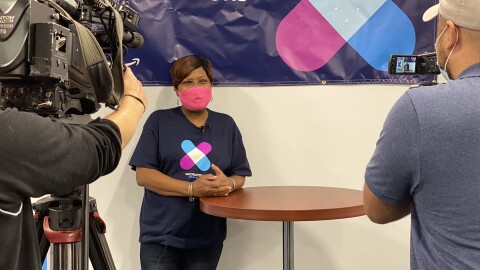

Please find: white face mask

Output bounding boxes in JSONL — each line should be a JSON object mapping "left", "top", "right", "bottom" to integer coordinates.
{"left": 435, "top": 25, "right": 459, "bottom": 81}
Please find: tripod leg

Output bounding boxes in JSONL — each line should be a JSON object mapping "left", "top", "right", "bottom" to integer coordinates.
{"left": 35, "top": 211, "right": 50, "bottom": 263}
{"left": 33, "top": 189, "right": 117, "bottom": 270}
{"left": 88, "top": 203, "right": 116, "bottom": 270}
{"left": 42, "top": 215, "right": 83, "bottom": 270}
{"left": 49, "top": 241, "right": 82, "bottom": 270}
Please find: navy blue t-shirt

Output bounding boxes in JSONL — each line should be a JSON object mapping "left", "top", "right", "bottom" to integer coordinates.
{"left": 129, "top": 107, "right": 252, "bottom": 249}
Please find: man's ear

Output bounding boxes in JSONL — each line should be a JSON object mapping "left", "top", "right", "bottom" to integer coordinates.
{"left": 445, "top": 21, "right": 459, "bottom": 50}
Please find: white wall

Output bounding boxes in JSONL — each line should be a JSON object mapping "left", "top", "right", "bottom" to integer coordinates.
{"left": 89, "top": 83, "right": 412, "bottom": 269}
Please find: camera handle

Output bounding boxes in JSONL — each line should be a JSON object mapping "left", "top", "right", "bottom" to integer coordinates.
{"left": 33, "top": 185, "right": 116, "bottom": 270}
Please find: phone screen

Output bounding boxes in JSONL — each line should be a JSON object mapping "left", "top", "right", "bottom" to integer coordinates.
{"left": 394, "top": 56, "right": 417, "bottom": 74}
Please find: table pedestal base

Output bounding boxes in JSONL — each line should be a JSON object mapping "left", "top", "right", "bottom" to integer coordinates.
{"left": 200, "top": 187, "right": 365, "bottom": 270}
{"left": 283, "top": 221, "right": 294, "bottom": 270}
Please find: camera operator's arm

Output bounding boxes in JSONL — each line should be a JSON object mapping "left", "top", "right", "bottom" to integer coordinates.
{"left": 106, "top": 66, "right": 148, "bottom": 149}
{"left": 0, "top": 67, "right": 147, "bottom": 203}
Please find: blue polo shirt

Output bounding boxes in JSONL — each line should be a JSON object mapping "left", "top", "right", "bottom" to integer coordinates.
{"left": 129, "top": 107, "right": 252, "bottom": 249}
{"left": 366, "top": 63, "right": 480, "bottom": 269}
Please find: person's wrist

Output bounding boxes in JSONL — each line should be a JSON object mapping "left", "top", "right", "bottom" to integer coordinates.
{"left": 123, "top": 94, "right": 146, "bottom": 112}
{"left": 188, "top": 182, "right": 195, "bottom": 202}
{"left": 228, "top": 177, "right": 236, "bottom": 191}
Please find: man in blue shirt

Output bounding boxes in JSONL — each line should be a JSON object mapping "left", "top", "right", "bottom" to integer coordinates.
{"left": 364, "top": 0, "right": 480, "bottom": 269}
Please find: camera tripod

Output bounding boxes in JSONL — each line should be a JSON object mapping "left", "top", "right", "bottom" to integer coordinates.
{"left": 33, "top": 185, "right": 116, "bottom": 270}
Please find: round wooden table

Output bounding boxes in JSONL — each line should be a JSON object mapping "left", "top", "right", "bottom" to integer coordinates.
{"left": 200, "top": 186, "right": 365, "bottom": 270}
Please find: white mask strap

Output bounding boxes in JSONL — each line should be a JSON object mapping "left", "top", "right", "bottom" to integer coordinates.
{"left": 443, "top": 26, "right": 459, "bottom": 71}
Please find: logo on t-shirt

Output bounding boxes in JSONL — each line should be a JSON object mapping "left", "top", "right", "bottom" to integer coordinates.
{"left": 180, "top": 140, "right": 212, "bottom": 171}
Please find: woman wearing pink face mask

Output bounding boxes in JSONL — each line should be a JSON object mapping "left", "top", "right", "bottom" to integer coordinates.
{"left": 129, "top": 55, "right": 252, "bottom": 270}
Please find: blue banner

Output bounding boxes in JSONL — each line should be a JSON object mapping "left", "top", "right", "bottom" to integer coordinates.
{"left": 126, "top": 0, "right": 437, "bottom": 86}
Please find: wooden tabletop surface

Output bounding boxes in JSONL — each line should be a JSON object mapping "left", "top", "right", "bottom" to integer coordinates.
{"left": 200, "top": 186, "right": 365, "bottom": 221}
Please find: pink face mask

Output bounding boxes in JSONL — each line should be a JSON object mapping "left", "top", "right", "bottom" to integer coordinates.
{"left": 176, "top": 86, "right": 212, "bottom": 111}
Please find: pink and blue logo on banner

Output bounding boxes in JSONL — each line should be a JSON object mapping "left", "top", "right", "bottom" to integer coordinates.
{"left": 127, "top": 0, "right": 437, "bottom": 85}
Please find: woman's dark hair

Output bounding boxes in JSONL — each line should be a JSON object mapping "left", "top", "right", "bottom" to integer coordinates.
{"left": 170, "top": 55, "right": 213, "bottom": 89}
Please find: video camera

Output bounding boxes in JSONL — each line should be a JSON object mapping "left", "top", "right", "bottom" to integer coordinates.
{"left": 388, "top": 52, "right": 440, "bottom": 76}
{"left": 0, "top": 0, "right": 143, "bottom": 117}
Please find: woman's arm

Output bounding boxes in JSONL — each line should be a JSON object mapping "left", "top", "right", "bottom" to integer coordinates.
{"left": 136, "top": 167, "right": 189, "bottom": 196}
{"left": 136, "top": 167, "right": 232, "bottom": 197}
{"left": 211, "top": 164, "right": 245, "bottom": 193}
{"left": 229, "top": 175, "right": 246, "bottom": 192}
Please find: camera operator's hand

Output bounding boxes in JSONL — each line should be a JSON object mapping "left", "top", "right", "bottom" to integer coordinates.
{"left": 106, "top": 67, "right": 147, "bottom": 148}
{"left": 122, "top": 66, "right": 148, "bottom": 111}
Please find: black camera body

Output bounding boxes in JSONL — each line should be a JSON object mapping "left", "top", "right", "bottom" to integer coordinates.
{"left": 388, "top": 52, "right": 440, "bottom": 75}
{"left": 0, "top": 0, "right": 141, "bottom": 116}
